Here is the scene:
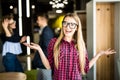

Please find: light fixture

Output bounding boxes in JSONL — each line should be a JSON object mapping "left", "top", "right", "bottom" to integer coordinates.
{"left": 26, "top": 0, "right": 30, "bottom": 17}
{"left": 56, "top": 9, "right": 63, "bottom": 13}
{"left": 9, "top": 5, "right": 13, "bottom": 9}
{"left": 49, "top": 0, "right": 68, "bottom": 9}
{"left": 18, "top": 0, "right": 23, "bottom": 36}
{"left": 31, "top": 5, "right": 35, "bottom": 9}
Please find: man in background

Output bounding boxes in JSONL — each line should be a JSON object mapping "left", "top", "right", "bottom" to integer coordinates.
{"left": 32, "top": 13, "right": 54, "bottom": 69}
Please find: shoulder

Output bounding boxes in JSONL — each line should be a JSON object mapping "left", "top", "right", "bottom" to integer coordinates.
{"left": 44, "top": 26, "right": 52, "bottom": 31}
{"left": 48, "top": 38, "right": 57, "bottom": 47}
{"left": 43, "top": 26, "right": 53, "bottom": 34}
{"left": 49, "top": 38, "right": 57, "bottom": 44}
{"left": 47, "top": 38, "right": 57, "bottom": 52}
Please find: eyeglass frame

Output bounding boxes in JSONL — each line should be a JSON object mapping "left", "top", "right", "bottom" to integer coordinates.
{"left": 62, "top": 21, "right": 78, "bottom": 29}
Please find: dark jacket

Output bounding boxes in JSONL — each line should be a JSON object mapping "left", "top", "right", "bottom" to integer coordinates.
{"left": 32, "top": 26, "right": 54, "bottom": 69}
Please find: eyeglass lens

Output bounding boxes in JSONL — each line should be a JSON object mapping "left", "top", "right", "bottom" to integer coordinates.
{"left": 62, "top": 21, "right": 77, "bottom": 29}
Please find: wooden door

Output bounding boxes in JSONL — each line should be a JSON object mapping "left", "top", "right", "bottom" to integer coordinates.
{"left": 96, "top": 3, "right": 115, "bottom": 80}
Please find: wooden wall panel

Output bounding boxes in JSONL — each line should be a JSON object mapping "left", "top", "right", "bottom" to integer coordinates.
{"left": 96, "top": 3, "right": 114, "bottom": 80}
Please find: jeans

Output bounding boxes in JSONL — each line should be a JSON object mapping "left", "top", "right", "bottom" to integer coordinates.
{"left": 2, "top": 52, "right": 23, "bottom": 72}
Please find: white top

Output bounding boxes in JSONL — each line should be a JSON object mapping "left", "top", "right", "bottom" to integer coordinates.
{"left": 2, "top": 41, "right": 22, "bottom": 56}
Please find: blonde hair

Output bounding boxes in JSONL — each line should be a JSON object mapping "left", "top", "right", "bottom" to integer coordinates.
{"left": 53, "top": 13, "right": 86, "bottom": 75}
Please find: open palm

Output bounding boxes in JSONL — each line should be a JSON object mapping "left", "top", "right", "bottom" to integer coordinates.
{"left": 23, "top": 42, "right": 40, "bottom": 50}
{"left": 100, "top": 48, "right": 116, "bottom": 56}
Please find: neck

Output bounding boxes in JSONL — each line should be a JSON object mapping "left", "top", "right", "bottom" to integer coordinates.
{"left": 64, "top": 36, "right": 73, "bottom": 42}
{"left": 41, "top": 22, "right": 48, "bottom": 27}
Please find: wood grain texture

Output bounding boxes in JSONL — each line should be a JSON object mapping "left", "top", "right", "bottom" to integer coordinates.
{"left": 96, "top": 2, "right": 115, "bottom": 80}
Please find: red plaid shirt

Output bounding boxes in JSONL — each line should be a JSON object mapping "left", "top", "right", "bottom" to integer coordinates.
{"left": 47, "top": 38, "right": 89, "bottom": 80}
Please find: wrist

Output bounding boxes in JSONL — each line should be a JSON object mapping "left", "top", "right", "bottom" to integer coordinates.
{"left": 3, "top": 27, "right": 8, "bottom": 31}
{"left": 97, "top": 52, "right": 104, "bottom": 57}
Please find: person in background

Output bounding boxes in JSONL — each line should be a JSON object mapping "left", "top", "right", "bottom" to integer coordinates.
{"left": 1, "top": 13, "right": 26, "bottom": 72}
{"left": 32, "top": 13, "right": 54, "bottom": 69}
{"left": 23, "top": 13, "right": 116, "bottom": 80}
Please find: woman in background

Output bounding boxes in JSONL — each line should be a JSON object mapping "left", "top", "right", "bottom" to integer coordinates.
{"left": 1, "top": 13, "right": 26, "bottom": 72}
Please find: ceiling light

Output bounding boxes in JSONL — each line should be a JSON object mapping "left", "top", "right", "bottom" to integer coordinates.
{"left": 56, "top": 9, "right": 63, "bottom": 13}
{"left": 49, "top": 0, "right": 68, "bottom": 9}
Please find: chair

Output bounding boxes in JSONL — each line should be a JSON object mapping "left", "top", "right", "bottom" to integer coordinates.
{"left": 0, "top": 72, "right": 27, "bottom": 80}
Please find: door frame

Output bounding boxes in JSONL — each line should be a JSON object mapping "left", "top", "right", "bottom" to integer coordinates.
{"left": 86, "top": 1, "right": 120, "bottom": 80}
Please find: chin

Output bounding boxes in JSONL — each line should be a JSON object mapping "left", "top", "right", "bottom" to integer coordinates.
{"left": 65, "top": 34, "right": 72, "bottom": 37}
{"left": 12, "top": 27, "right": 16, "bottom": 29}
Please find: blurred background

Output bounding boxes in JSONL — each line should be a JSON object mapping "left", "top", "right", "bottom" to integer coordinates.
{"left": 0, "top": 0, "right": 90, "bottom": 54}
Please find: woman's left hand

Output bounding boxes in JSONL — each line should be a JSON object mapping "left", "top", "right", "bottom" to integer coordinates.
{"left": 23, "top": 42, "right": 41, "bottom": 50}
{"left": 99, "top": 48, "right": 116, "bottom": 56}
{"left": 89, "top": 48, "right": 116, "bottom": 69}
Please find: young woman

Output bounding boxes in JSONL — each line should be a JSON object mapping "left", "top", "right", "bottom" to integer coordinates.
{"left": 23, "top": 13, "right": 116, "bottom": 80}
{"left": 1, "top": 14, "right": 26, "bottom": 72}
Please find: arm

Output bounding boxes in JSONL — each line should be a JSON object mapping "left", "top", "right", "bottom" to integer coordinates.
{"left": 23, "top": 42, "right": 51, "bottom": 69}
{"left": 89, "top": 48, "right": 116, "bottom": 69}
{"left": 89, "top": 53, "right": 101, "bottom": 69}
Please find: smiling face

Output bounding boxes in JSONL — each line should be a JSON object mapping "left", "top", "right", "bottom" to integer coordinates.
{"left": 62, "top": 16, "right": 78, "bottom": 39}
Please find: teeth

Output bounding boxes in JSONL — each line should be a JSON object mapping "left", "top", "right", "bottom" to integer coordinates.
{"left": 66, "top": 31, "right": 71, "bottom": 33}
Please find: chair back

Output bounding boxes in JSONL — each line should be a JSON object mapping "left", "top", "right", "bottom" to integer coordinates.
{"left": 0, "top": 72, "right": 27, "bottom": 80}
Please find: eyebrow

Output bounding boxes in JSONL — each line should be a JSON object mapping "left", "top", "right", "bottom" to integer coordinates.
{"left": 63, "top": 21, "right": 77, "bottom": 24}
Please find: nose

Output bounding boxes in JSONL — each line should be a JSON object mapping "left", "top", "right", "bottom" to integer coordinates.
{"left": 66, "top": 23, "right": 71, "bottom": 29}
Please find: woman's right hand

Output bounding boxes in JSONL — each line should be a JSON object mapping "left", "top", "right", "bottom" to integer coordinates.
{"left": 23, "top": 42, "right": 41, "bottom": 50}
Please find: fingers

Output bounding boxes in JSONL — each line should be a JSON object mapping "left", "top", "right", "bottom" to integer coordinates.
{"left": 106, "top": 48, "right": 113, "bottom": 52}
{"left": 30, "top": 43, "right": 36, "bottom": 46}
{"left": 23, "top": 42, "right": 40, "bottom": 50}
{"left": 23, "top": 43, "right": 34, "bottom": 49}
{"left": 23, "top": 42, "right": 37, "bottom": 48}
{"left": 30, "top": 42, "right": 34, "bottom": 45}
{"left": 22, "top": 43, "right": 29, "bottom": 46}
{"left": 104, "top": 48, "right": 116, "bottom": 55}
{"left": 2, "top": 19, "right": 9, "bottom": 28}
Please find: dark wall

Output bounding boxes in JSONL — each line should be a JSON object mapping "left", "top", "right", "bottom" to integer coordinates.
{"left": 75, "top": 0, "right": 91, "bottom": 10}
